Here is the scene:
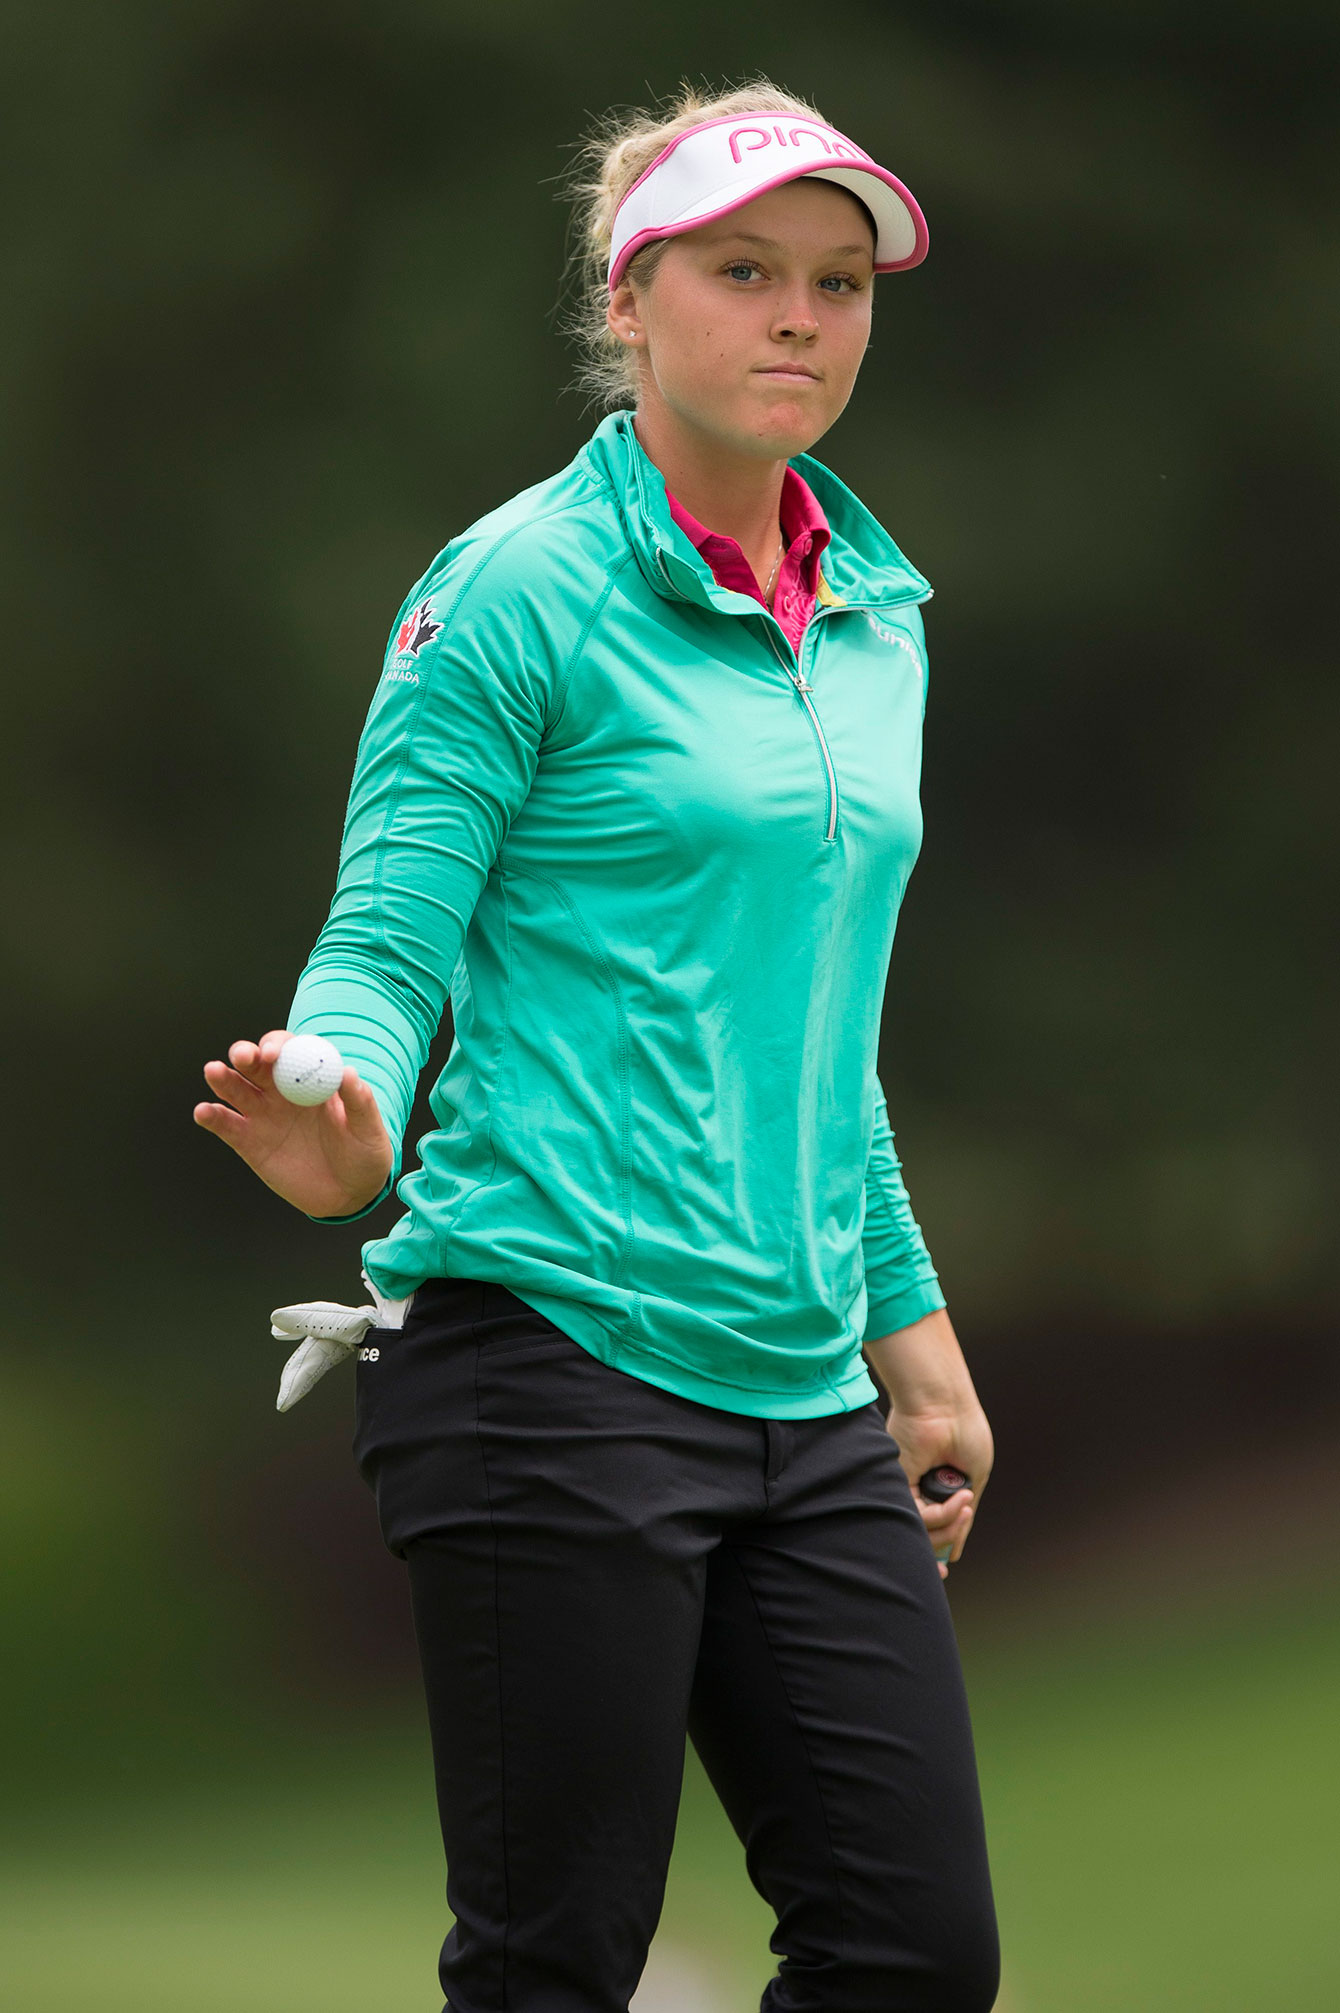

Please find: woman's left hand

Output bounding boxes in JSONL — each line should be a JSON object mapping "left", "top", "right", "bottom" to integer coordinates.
{"left": 890, "top": 1406, "right": 993, "bottom": 1577}
{"left": 863, "top": 1309, "right": 994, "bottom": 1579}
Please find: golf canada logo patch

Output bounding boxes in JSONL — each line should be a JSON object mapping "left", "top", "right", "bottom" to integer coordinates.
{"left": 394, "top": 600, "right": 442, "bottom": 661}
{"left": 383, "top": 599, "right": 442, "bottom": 686}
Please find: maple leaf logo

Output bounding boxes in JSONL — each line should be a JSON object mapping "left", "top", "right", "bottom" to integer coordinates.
{"left": 395, "top": 601, "right": 443, "bottom": 659}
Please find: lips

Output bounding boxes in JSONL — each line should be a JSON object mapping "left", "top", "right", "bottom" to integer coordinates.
{"left": 755, "top": 365, "right": 820, "bottom": 381}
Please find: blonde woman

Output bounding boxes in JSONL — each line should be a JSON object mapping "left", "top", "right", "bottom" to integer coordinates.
{"left": 197, "top": 81, "right": 999, "bottom": 2013}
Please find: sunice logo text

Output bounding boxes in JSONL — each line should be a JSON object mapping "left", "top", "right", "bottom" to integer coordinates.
{"left": 864, "top": 614, "right": 920, "bottom": 664}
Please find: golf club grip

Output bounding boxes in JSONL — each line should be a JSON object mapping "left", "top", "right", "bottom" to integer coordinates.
{"left": 918, "top": 1463, "right": 971, "bottom": 1504}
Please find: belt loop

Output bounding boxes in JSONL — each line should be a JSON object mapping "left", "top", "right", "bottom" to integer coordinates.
{"left": 764, "top": 1420, "right": 788, "bottom": 1485}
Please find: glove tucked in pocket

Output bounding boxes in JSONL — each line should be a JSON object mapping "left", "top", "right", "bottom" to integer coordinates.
{"left": 268, "top": 1275, "right": 413, "bottom": 1411}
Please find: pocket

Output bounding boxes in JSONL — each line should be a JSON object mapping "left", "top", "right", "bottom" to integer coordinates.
{"left": 352, "top": 1323, "right": 401, "bottom": 1448}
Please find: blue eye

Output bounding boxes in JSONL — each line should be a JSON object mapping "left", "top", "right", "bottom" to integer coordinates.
{"left": 724, "top": 261, "right": 760, "bottom": 282}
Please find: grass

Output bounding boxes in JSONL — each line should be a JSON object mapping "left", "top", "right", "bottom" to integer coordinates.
{"left": 4, "top": 1587, "right": 1338, "bottom": 2011}
{"left": 972, "top": 1587, "right": 1340, "bottom": 2012}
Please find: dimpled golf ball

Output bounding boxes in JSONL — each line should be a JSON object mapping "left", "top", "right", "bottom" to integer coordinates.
{"left": 272, "top": 1033, "right": 344, "bottom": 1107}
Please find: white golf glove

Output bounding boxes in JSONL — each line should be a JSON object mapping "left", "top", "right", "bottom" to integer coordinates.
{"left": 269, "top": 1277, "right": 410, "bottom": 1411}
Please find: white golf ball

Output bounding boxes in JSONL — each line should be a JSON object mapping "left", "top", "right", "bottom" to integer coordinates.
{"left": 272, "top": 1034, "right": 344, "bottom": 1107}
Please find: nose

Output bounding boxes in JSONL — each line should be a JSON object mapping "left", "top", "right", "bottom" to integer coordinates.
{"left": 772, "top": 287, "right": 819, "bottom": 343}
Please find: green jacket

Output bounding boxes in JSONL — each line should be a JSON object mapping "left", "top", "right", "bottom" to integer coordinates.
{"left": 290, "top": 411, "right": 945, "bottom": 1417}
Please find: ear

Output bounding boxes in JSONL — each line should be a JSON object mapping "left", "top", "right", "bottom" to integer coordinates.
{"left": 606, "top": 278, "right": 642, "bottom": 347}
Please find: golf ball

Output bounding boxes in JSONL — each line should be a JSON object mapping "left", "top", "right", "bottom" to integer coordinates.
{"left": 272, "top": 1033, "right": 344, "bottom": 1107}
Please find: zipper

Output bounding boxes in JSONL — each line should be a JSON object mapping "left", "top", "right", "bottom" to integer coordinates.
{"left": 655, "top": 537, "right": 929, "bottom": 847}
{"left": 764, "top": 587, "right": 933, "bottom": 843}
{"left": 764, "top": 614, "right": 840, "bottom": 843}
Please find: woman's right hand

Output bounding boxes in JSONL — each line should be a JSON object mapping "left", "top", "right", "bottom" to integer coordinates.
{"left": 194, "top": 1031, "right": 394, "bottom": 1219}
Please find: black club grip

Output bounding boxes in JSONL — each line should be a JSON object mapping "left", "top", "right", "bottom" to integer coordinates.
{"left": 918, "top": 1464, "right": 971, "bottom": 1503}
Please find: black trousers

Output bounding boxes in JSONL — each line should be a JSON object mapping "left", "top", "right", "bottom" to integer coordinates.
{"left": 355, "top": 1278, "right": 999, "bottom": 2013}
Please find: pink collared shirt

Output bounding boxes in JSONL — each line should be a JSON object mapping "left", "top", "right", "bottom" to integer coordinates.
{"left": 666, "top": 466, "right": 831, "bottom": 659}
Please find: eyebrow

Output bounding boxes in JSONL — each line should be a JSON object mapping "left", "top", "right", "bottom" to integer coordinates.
{"left": 713, "top": 230, "right": 873, "bottom": 259}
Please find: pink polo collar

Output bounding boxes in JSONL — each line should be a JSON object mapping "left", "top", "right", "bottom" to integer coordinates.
{"left": 666, "top": 465, "right": 831, "bottom": 657}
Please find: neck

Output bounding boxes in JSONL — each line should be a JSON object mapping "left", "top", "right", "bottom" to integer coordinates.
{"left": 632, "top": 407, "right": 788, "bottom": 587}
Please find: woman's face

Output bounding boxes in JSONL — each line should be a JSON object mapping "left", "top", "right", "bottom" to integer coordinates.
{"left": 611, "top": 179, "right": 876, "bottom": 462}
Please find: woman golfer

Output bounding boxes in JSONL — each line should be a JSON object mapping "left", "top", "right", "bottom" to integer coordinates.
{"left": 197, "top": 81, "right": 999, "bottom": 2013}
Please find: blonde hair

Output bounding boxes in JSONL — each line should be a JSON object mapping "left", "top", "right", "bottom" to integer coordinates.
{"left": 564, "top": 78, "right": 830, "bottom": 410}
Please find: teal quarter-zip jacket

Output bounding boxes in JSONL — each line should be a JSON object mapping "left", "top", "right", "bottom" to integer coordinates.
{"left": 289, "top": 411, "right": 945, "bottom": 1418}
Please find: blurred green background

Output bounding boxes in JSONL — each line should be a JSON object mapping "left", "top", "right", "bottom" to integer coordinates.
{"left": 2, "top": 2, "right": 1337, "bottom": 2007}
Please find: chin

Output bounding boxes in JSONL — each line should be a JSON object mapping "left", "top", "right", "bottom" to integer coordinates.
{"left": 748, "top": 420, "right": 824, "bottom": 460}
{"left": 702, "top": 407, "right": 804, "bottom": 457}
{"left": 743, "top": 395, "right": 830, "bottom": 458}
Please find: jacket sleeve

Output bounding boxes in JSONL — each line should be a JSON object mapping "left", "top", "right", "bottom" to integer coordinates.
{"left": 287, "top": 536, "right": 565, "bottom": 1219}
{"left": 861, "top": 1077, "right": 946, "bottom": 1339}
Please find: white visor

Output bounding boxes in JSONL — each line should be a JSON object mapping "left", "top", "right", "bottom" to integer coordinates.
{"left": 608, "top": 113, "right": 928, "bottom": 291}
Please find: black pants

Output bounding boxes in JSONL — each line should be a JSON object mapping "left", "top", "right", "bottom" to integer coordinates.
{"left": 355, "top": 1278, "right": 998, "bottom": 2013}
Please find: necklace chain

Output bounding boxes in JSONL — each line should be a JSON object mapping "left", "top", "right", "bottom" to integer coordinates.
{"left": 762, "top": 529, "right": 786, "bottom": 605}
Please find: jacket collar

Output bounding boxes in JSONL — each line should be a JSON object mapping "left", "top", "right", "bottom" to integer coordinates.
{"left": 581, "top": 409, "right": 932, "bottom": 617}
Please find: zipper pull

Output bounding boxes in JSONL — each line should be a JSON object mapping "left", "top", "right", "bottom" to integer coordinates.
{"left": 793, "top": 673, "right": 812, "bottom": 692}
